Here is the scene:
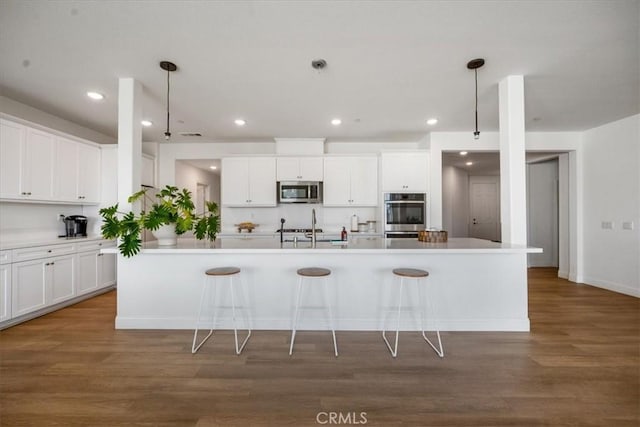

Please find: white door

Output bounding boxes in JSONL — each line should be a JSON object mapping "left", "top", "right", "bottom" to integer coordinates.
{"left": 23, "top": 128, "right": 55, "bottom": 200}
{"left": 12, "top": 260, "right": 47, "bottom": 316}
{"left": 77, "top": 251, "right": 99, "bottom": 295}
{"left": 0, "top": 264, "right": 11, "bottom": 321}
{"left": 469, "top": 176, "right": 500, "bottom": 241}
{"left": 0, "top": 119, "right": 25, "bottom": 198}
{"left": 50, "top": 255, "right": 75, "bottom": 304}
{"left": 196, "top": 183, "right": 207, "bottom": 215}
{"left": 527, "top": 160, "right": 559, "bottom": 267}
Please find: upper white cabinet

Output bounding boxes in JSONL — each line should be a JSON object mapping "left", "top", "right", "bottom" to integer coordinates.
{"left": 381, "top": 152, "right": 429, "bottom": 192}
{"left": 276, "top": 157, "right": 323, "bottom": 181}
{"left": 0, "top": 120, "right": 55, "bottom": 201}
{"left": 221, "top": 157, "right": 277, "bottom": 207}
{"left": 0, "top": 118, "right": 101, "bottom": 204}
{"left": 323, "top": 156, "right": 378, "bottom": 206}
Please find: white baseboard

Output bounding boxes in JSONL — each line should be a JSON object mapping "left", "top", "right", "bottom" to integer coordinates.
{"left": 557, "top": 269, "right": 569, "bottom": 279}
{"left": 582, "top": 276, "right": 639, "bottom": 298}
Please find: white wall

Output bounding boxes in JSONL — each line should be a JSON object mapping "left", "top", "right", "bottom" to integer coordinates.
{"left": 527, "top": 159, "right": 559, "bottom": 267}
{"left": 0, "top": 202, "right": 85, "bottom": 241}
{"left": 581, "top": 114, "right": 639, "bottom": 297}
{"left": 442, "top": 165, "right": 469, "bottom": 237}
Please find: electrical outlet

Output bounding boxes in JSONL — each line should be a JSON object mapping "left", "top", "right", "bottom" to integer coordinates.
{"left": 58, "top": 214, "right": 65, "bottom": 222}
{"left": 622, "top": 221, "right": 634, "bottom": 230}
{"left": 601, "top": 221, "right": 614, "bottom": 230}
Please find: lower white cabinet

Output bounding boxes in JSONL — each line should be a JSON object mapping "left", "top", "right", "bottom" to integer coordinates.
{"left": 0, "top": 264, "right": 11, "bottom": 322}
{"left": 11, "top": 254, "right": 75, "bottom": 317}
{"left": 77, "top": 242, "right": 116, "bottom": 296}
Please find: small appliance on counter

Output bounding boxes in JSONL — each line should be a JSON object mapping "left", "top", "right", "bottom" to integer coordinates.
{"left": 62, "top": 215, "right": 88, "bottom": 238}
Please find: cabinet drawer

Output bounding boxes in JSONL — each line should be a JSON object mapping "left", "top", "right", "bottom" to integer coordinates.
{"left": 12, "top": 243, "right": 76, "bottom": 262}
{"left": 0, "top": 250, "right": 11, "bottom": 265}
{"left": 77, "top": 240, "right": 115, "bottom": 252}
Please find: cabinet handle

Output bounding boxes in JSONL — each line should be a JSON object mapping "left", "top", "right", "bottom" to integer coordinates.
{"left": 47, "top": 250, "right": 52, "bottom": 253}
{"left": 51, "top": 262, "right": 55, "bottom": 265}
{"left": 28, "top": 192, "right": 32, "bottom": 195}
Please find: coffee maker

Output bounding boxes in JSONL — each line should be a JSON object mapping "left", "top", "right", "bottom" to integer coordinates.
{"left": 64, "top": 215, "right": 88, "bottom": 238}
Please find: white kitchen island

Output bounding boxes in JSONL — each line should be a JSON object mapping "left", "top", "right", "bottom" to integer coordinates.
{"left": 104, "top": 237, "right": 541, "bottom": 332}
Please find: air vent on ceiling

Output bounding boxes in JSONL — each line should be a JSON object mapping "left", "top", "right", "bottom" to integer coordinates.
{"left": 179, "top": 132, "right": 202, "bottom": 137}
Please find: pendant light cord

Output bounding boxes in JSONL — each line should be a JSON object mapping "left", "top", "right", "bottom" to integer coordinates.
{"left": 474, "top": 68, "right": 478, "bottom": 136}
{"left": 165, "top": 68, "right": 171, "bottom": 139}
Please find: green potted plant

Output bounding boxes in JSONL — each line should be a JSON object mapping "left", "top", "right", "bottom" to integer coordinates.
{"left": 99, "top": 185, "right": 220, "bottom": 257}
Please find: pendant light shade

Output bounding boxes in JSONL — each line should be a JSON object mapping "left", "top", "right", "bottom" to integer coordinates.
{"left": 467, "top": 58, "right": 485, "bottom": 140}
{"left": 160, "top": 61, "right": 177, "bottom": 140}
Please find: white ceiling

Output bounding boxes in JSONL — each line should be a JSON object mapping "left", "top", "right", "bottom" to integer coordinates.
{"left": 0, "top": 1, "right": 638, "bottom": 143}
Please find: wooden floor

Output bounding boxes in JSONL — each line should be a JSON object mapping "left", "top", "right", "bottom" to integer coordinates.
{"left": 1, "top": 268, "right": 638, "bottom": 426}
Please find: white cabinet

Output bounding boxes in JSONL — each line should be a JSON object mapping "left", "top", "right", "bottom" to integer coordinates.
{"left": 0, "top": 120, "right": 55, "bottom": 201}
{"left": 77, "top": 241, "right": 117, "bottom": 296}
{"left": 323, "top": 156, "right": 378, "bottom": 206}
{"left": 1, "top": 118, "right": 100, "bottom": 204}
{"left": 54, "top": 139, "right": 101, "bottom": 203}
{"left": 11, "top": 254, "right": 74, "bottom": 317}
{"left": 381, "top": 152, "right": 429, "bottom": 192}
{"left": 0, "top": 250, "right": 11, "bottom": 322}
{"left": 276, "top": 157, "right": 323, "bottom": 181}
{"left": 0, "top": 119, "right": 25, "bottom": 199}
{"left": 221, "top": 157, "right": 277, "bottom": 206}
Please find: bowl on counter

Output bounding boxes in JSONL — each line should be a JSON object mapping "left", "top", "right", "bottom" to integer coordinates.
{"left": 235, "top": 222, "right": 259, "bottom": 233}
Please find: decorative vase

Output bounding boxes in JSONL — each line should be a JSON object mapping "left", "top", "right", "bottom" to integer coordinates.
{"left": 152, "top": 224, "right": 178, "bottom": 246}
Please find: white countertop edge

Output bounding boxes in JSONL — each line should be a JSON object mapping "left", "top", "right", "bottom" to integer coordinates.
{"left": 1, "top": 235, "right": 110, "bottom": 251}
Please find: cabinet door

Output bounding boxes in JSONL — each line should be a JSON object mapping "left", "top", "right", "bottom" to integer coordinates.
{"left": 77, "top": 251, "right": 99, "bottom": 296}
{"left": 0, "top": 264, "right": 11, "bottom": 321}
{"left": 54, "top": 137, "right": 79, "bottom": 202}
{"left": 0, "top": 119, "right": 25, "bottom": 199}
{"left": 221, "top": 158, "right": 250, "bottom": 206}
{"left": 12, "top": 260, "right": 47, "bottom": 317}
{"left": 323, "top": 157, "right": 352, "bottom": 206}
{"left": 247, "top": 157, "right": 276, "bottom": 206}
{"left": 350, "top": 157, "right": 378, "bottom": 206}
{"left": 50, "top": 255, "right": 75, "bottom": 304}
{"left": 23, "top": 128, "right": 55, "bottom": 200}
{"left": 77, "top": 144, "right": 101, "bottom": 203}
{"left": 276, "top": 158, "right": 300, "bottom": 181}
{"left": 299, "top": 157, "right": 323, "bottom": 181}
{"left": 382, "top": 152, "right": 428, "bottom": 192}
{"left": 98, "top": 253, "right": 117, "bottom": 287}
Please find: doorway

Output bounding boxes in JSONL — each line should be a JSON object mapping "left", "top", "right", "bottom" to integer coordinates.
{"left": 469, "top": 176, "right": 500, "bottom": 241}
{"left": 527, "top": 158, "right": 559, "bottom": 267}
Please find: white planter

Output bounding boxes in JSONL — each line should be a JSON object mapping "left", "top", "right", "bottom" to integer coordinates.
{"left": 152, "top": 224, "right": 178, "bottom": 246}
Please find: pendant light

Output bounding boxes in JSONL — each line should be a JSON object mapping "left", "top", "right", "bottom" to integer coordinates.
{"left": 467, "top": 58, "right": 485, "bottom": 140}
{"left": 159, "top": 61, "right": 177, "bottom": 140}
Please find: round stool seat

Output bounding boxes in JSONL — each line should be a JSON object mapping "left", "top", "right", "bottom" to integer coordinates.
{"left": 392, "top": 268, "right": 429, "bottom": 278}
{"left": 297, "top": 267, "right": 331, "bottom": 277}
{"left": 205, "top": 266, "right": 241, "bottom": 276}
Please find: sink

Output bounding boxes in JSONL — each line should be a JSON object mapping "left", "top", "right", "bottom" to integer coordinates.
{"left": 283, "top": 238, "right": 333, "bottom": 243}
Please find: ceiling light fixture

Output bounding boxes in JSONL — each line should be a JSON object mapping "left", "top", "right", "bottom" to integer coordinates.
{"left": 160, "top": 60, "right": 177, "bottom": 140}
{"left": 460, "top": 151, "right": 468, "bottom": 156}
{"left": 234, "top": 119, "right": 246, "bottom": 126}
{"left": 331, "top": 118, "right": 342, "bottom": 126}
{"left": 86, "top": 91, "right": 104, "bottom": 100}
{"left": 209, "top": 166, "right": 217, "bottom": 170}
{"left": 466, "top": 161, "right": 473, "bottom": 166}
{"left": 467, "top": 58, "right": 485, "bottom": 140}
{"left": 141, "top": 120, "right": 153, "bottom": 127}
{"left": 426, "top": 118, "right": 438, "bottom": 126}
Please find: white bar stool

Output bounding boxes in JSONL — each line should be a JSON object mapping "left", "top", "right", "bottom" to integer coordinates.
{"left": 289, "top": 267, "right": 338, "bottom": 357}
{"left": 382, "top": 268, "right": 444, "bottom": 358}
{"left": 192, "top": 266, "right": 251, "bottom": 354}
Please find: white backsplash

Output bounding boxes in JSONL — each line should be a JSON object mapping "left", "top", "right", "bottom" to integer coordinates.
{"left": 221, "top": 204, "right": 380, "bottom": 235}
{"left": 0, "top": 202, "right": 89, "bottom": 241}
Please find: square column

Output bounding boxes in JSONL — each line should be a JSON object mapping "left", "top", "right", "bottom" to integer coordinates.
{"left": 499, "top": 75, "right": 527, "bottom": 245}
{"left": 117, "top": 78, "right": 142, "bottom": 212}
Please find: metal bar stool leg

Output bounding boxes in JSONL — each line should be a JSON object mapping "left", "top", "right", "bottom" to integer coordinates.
{"left": 229, "top": 274, "right": 251, "bottom": 355}
{"left": 192, "top": 276, "right": 214, "bottom": 354}
{"left": 382, "top": 277, "right": 404, "bottom": 357}
{"left": 322, "top": 276, "right": 338, "bottom": 357}
{"left": 419, "top": 279, "right": 444, "bottom": 358}
{"left": 289, "top": 275, "right": 304, "bottom": 355}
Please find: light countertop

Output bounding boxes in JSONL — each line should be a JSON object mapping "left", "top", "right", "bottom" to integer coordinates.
{"left": 0, "top": 235, "right": 108, "bottom": 251}
{"left": 103, "top": 236, "right": 542, "bottom": 255}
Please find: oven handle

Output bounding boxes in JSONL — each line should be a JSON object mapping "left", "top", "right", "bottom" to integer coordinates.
{"left": 385, "top": 201, "right": 425, "bottom": 205}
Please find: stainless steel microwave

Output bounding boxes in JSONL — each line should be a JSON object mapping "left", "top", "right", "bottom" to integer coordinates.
{"left": 278, "top": 181, "right": 323, "bottom": 204}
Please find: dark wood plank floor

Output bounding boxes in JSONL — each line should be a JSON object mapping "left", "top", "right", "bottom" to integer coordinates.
{"left": 1, "top": 268, "right": 638, "bottom": 426}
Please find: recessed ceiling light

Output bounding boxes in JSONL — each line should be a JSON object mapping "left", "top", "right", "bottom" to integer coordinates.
{"left": 331, "top": 118, "right": 342, "bottom": 126}
{"left": 86, "top": 91, "right": 104, "bottom": 100}
{"left": 234, "top": 119, "right": 246, "bottom": 126}
{"left": 209, "top": 166, "right": 217, "bottom": 170}
{"left": 466, "top": 161, "right": 473, "bottom": 166}
{"left": 460, "top": 151, "right": 468, "bottom": 156}
{"left": 141, "top": 120, "right": 153, "bottom": 127}
{"left": 426, "top": 118, "right": 438, "bottom": 125}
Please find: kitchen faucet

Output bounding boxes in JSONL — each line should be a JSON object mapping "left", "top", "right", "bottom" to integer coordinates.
{"left": 280, "top": 218, "right": 286, "bottom": 244}
{"left": 311, "top": 208, "right": 317, "bottom": 248}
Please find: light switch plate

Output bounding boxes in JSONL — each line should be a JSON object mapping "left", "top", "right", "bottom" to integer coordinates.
{"left": 622, "top": 221, "right": 634, "bottom": 230}
{"left": 601, "top": 221, "right": 614, "bottom": 230}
